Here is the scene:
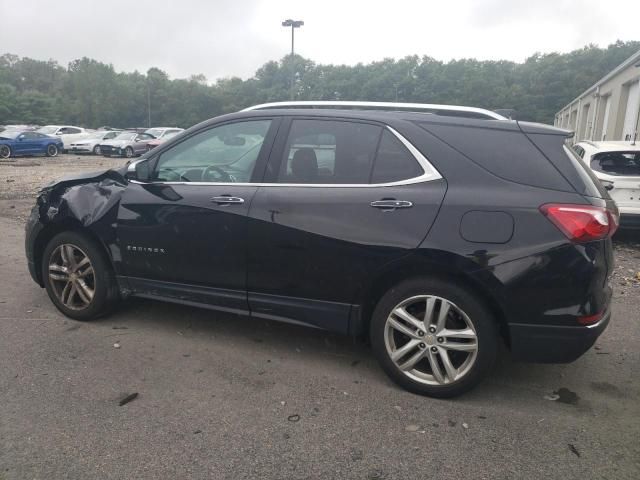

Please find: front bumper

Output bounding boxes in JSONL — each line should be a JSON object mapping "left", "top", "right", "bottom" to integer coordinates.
{"left": 69, "top": 145, "right": 93, "bottom": 153}
{"left": 25, "top": 206, "right": 45, "bottom": 286}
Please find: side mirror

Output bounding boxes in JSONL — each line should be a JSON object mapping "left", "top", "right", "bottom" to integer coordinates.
{"left": 126, "top": 159, "right": 151, "bottom": 182}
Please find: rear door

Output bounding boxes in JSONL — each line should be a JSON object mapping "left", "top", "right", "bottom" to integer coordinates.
{"left": 246, "top": 117, "right": 446, "bottom": 333}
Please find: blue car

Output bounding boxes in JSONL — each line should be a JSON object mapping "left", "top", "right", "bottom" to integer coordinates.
{"left": 0, "top": 130, "right": 63, "bottom": 158}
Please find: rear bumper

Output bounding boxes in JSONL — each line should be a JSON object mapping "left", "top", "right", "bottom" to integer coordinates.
{"left": 619, "top": 213, "right": 640, "bottom": 229}
{"left": 509, "top": 303, "right": 611, "bottom": 363}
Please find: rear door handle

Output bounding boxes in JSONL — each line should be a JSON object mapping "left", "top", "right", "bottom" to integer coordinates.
{"left": 211, "top": 195, "right": 245, "bottom": 205}
{"left": 370, "top": 199, "right": 413, "bottom": 210}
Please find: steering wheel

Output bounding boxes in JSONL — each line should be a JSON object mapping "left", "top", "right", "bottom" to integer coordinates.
{"left": 202, "top": 165, "right": 233, "bottom": 183}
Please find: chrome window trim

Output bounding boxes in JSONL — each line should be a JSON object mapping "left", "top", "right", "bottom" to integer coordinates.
{"left": 129, "top": 126, "right": 442, "bottom": 188}
{"left": 242, "top": 100, "right": 507, "bottom": 120}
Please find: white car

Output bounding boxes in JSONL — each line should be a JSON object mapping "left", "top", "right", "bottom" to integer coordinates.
{"left": 36, "top": 125, "right": 95, "bottom": 150}
{"left": 573, "top": 141, "right": 640, "bottom": 228}
{"left": 68, "top": 130, "right": 121, "bottom": 155}
{"left": 144, "top": 127, "right": 184, "bottom": 139}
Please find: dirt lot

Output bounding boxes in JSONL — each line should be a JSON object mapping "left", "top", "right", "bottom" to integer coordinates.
{"left": 1, "top": 154, "right": 640, "bottom": 479}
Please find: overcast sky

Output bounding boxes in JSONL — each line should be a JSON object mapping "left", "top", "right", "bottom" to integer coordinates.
{"left": 0, "top": 0, "right": 636, "bottom": 82}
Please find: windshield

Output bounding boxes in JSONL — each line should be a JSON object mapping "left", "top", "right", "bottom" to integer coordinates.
{"left": 591, "top": 151, "right": 640, "bottom": 177}
{"left": 145, "top": 128, "right": 164, "bottom": 138}
{"left": 0, "top": 130, "right": 22, "bottom": 139}
{"left": 163, "top": 131, "right": 180, "bottom": 140}
{"left": 37, "top": 126, "right": 58, "bottom": 134}
{"left": 114, "top": 132, "right": 136, "bottom": 141}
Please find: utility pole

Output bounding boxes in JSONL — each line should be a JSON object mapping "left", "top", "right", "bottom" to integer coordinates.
{"left": 147, "top": 80, "right": 151, "bottom": 128}
{"left": 282, "top": 19, "right": 304, "bottom": 101}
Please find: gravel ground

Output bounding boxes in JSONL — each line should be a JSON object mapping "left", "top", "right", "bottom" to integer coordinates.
{"left": 0, "top": 154, "right": 639, "bottom": 479}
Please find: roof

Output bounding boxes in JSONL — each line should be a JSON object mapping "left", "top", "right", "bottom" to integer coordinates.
{"left": 556, "top": 48, "right": 640, "bottom": 115}
{"left": 243, "top": 101, "right": 507, "bottom": 120}
{"left": 576, "top": 140, "right": 640, "bottom": 152}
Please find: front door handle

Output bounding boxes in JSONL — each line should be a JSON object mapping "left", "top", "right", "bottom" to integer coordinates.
{"left": 370, "top": 199, "right": 413, "bottom": 210}
{"left": 211, "top": 195, "right": 245, "bottom": 205}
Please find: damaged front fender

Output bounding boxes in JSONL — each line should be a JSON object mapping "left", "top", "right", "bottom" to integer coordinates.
{"left": 26, "top": 167, "right": 129, "bottom": 286}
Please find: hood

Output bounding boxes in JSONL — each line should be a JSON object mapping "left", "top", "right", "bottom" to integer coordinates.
{"left": 101, "top": 139, "right": 130, "bottom": 146}
{"left": 42, "top": 167, "right": 127, "bottom": 191}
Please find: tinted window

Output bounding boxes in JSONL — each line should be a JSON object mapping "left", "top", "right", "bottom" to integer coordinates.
{"left": 154, "top": 120, "right": 271, "bottom": 183}
{"left": 591, "top": 151, "right": 640, "bottom": 176}
{"left": 371, "top": 130, "right": 423, "bottom": 183}
{"left": 572, "top": 145, "right": 585, "bottom": 158}
{"left": 22, "top": 132, "right": 38, "bottom": 139}
{"left": 61, "top": 127, "right": 81, "bottom": 134}
{"left": 278, "top": 119, "right": 381, "bottom": 184}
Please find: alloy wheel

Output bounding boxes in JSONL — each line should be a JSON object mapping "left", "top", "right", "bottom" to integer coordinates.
{"left": 93, "top": 145, "right": 101, "bottom": 155}
{"left": 48, "top": 244, "right": 95, "bottom": 310}
{"left": 125, "top": 147, "right": 133, "bottom": 158}
{"left": 47, "top": 144, "right": 58, "bottom": 157}
{"left": 384, "top": 295, "right": 478, "bottom": 385}
{"left": 0, "top": 145, "right": 10, "bottom": 158}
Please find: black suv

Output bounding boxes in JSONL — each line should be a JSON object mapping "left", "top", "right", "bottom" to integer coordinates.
{"left": 25, "top": 102, "right": 617, "bottom": 397}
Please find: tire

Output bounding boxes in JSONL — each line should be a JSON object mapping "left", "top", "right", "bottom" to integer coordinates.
{"left": 0, "top": 145, "right": 11, "bottom": 158}
{"left": 370, "top": 277, "right": 498, "bottom": 398}
{"left": 46, "top": 144, "right": 59, "bottom": 157}
{"left": 124, "top": 147, "right": 134, "bottom": 158}
{"left": 41, "top": 231, "right": 119, "bottom": 321}
{"left": 93, "top": 145, "right": 101, "bottom": 155}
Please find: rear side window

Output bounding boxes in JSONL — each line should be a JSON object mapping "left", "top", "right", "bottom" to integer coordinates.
{"left": 591, "top": 151, "right": 640, "bottom": 176}
{"left": 371, "top": 130, "right": 424, "bottom": 183}
{"left": 418, "top": 122, "right": 573, "bottom": 192}
{"left": 278, "top": 119, "right": 381, "bottom": 184}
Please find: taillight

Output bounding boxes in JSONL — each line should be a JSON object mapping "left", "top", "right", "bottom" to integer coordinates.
{"left": 540, "top": 203, "right": 616, "bottom": 242}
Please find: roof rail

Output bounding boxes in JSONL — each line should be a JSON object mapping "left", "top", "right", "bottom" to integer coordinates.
{"left": 242, "top": 101, "right": 507, "bottom": 120}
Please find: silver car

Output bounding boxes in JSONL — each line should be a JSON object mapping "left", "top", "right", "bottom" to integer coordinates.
{"left": 99, "top": 131, "right": 155, "bottom": 158}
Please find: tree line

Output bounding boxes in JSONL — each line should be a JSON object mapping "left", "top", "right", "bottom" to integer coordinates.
{"left": 0, "top": 40, "right": 638, "bottom": 129}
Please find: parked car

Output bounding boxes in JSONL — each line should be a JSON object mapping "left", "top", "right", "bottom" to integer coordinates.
{"left": 573, "top": 141, "right": 640, "bottom": 228}
{"left": 146, "top": 130, "right": 182, "bottom": 151}
{"left": 99, "top": 131, "right": 155, "bottom": 157}
{"left": 145, "top": 127, "right": 184, "bottom": 139}
{"left": 68, "top": 131, "right": 122, "bottom": 155}
{"left": 36, "top": 125, "right": 94, "bottom": 150}
{"left": 0, "top": 130, "right": 63, "bottom": 158}
{"left": 25, "top": 101, "right": 617, "bottom": 398}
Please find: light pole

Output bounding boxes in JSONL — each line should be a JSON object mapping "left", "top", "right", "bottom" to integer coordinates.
{"left": 282, "top": 19, "right": 304, "bottom": 100}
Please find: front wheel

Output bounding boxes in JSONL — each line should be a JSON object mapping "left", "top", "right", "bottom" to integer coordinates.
{"left": 370, "top": 277, "right": 498, "bottom": 398}
{"left": 124, "top": 146, "right": 134, "bottom": 158}
{"left": 0, "top": 145, "right": 11, "bottom": 158}
{"left": 42, "top": 231, "right": 119, "bottom": 320}
{"left": 93, "top": 145, "right": 101, "bottom": 155}
{"left": 46, "top": 144, "right": 59, "bottom": 157}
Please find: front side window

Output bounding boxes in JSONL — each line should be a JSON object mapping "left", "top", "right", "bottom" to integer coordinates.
{"left": 278, "top": 119, "right": 381, "bottom": 184}
{"left": 153, "top": 120, "right": 272, "bottom": 183}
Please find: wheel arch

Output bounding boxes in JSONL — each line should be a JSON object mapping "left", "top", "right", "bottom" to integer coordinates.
{"left": 32, "top": 219, "right": 114, "bottom": 286}
{"left": 352, "top": 255, "right": 510, "bottom": 346}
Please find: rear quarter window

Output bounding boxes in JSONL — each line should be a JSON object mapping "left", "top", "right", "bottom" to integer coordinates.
{"left": 417, "top": 122, "right": 573, "bottom": 191}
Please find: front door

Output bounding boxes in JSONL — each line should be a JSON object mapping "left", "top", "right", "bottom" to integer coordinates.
{"left": 246, "top": 118, "right": 446, "bottom": 332}
{"left": 116, "top": 118, "right": 279, "bottom": 313}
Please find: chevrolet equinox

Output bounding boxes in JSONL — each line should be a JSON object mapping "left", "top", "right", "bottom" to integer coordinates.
{"left": 25, "top": 102, "right": 617, "bottom": 397}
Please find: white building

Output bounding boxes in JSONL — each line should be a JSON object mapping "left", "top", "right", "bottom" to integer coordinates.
{"left": 555, "top": 49, "right": 640, "bottom": 143}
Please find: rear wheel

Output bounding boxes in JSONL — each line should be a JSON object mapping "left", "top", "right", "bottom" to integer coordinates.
{"left": 370, "top": 277, "right": 498, "bottom": 398}
{"left": 0, "top": 145, "right": 12, "bottom": 158}
{"left": 42, "top": 231, "right": 119, "bottom": 320}
{"left": 46, "top": 144, "right": 58, "bottom": 157}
